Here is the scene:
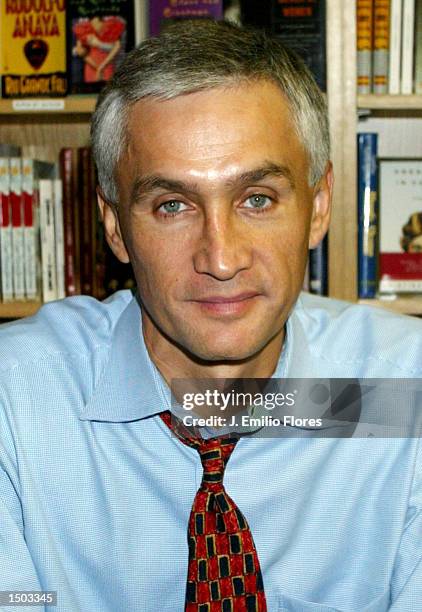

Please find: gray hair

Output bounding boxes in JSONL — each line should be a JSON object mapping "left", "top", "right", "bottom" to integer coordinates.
{"left": 91, "top": 20, "right": 330, "bottom": 204}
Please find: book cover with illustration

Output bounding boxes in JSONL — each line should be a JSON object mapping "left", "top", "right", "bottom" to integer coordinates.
{"left": 379, "top": 159, "right": 422, "bottom": 293}
{"left": 67, "top": 0, "right": 135, "bottom": 94}
{"left": 0, "top": 0, "right": 67, "bottom": 98}
{"left": 149, "top": 0, "right": 223, "bottom": 36}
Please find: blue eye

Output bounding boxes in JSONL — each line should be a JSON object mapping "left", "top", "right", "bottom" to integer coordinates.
{"left": 158, "top": 200, "right": 187, "bottom": 214}
{"left": 244, "top": 194, "right": 272, "bottom": 209}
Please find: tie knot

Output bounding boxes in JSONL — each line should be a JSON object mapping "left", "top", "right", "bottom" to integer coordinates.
{"left": 198, "top": 438, "right": 237, "bottom": 488}
{"left": 159, "top": 411, "right": 238, "bottom": 489}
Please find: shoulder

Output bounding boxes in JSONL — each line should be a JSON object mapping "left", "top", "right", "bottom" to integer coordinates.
{"left": 295, "top": 293, "right": 422, "bottom": 376}
{"left": 0, "top": 290, "right": 133, "bottom": 375}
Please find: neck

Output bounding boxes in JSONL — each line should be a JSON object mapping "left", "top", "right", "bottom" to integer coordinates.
{"left": 141, "top": 313, "right": 285, "bottom": 386}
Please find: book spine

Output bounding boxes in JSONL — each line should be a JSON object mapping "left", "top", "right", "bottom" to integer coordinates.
{"left": 401, "top": 0, "right": 415, "bottom": 93}
{"left": 414, "top": 0, "right": 422, "bottom": 93}
{"left": 134, "top": 0, "right": 148, "bottom": 45}
{"left": 357, "top": 0, "right": 374, "bottom": 94}
{"left": 309, "top": 236, "right": 328, "bottom": 295}
{"left": 22, "top": 158, "right": 41, "bottom": 301}
{"left": 10, "top": 157, "right": 25, "bottom": 300}
{"left": 357, "top": 134, "right": 378, "bottom": 298}
{"left": 373, "top": 0, "right": 390, "bottom": 93}
{"left": 59, "top": 148, "right": 78, "bottom": 296}
{"left": 0, "top": 159, "right": 13, "bottom": 302}
{"left": 388, "top": 0, "right": 403, "bottom": 94}
{"left": 78, "top": 147, "right": 94, "bottom": 295}
{"left": 53, "top": 178, "right": 65, "bottom": 299}
{"left": 39, "top": 179, "right": 57, "bottom": 302}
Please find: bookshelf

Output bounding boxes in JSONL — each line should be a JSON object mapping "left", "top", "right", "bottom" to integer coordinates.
{"left": 1, "top": 1, "right": 421, "bottom": 319}
{"left": 327, "top": 0, "right": 422, "bottom": 316}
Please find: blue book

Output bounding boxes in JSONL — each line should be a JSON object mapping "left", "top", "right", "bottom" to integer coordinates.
{"left": 357, "top": 133, "right": 378, "bottom": 298}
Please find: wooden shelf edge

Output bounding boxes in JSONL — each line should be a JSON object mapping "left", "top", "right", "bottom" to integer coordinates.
{"left": 359, "top": 297, "right": 422, "bottom": 315}
{"left": 358, "top": 94, "right": 422, "bottom": 110}
{"left": 0, "top": 96, "right": 97, "bottom": 115}
{"left": 0, "top": 301, "right": 42, "bottom": 319}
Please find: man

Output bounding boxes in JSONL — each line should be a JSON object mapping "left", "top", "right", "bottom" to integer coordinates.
{"left": 1, "top": 21, "right": 422, "bottom": 612}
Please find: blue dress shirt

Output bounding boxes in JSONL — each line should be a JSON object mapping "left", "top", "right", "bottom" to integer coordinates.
{"left": 1, "top": 290, "right": 422, "bottom": 611}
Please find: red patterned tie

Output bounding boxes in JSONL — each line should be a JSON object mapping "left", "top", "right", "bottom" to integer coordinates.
{"left": 160, "top": 411, "right": 267, "bottom": 612}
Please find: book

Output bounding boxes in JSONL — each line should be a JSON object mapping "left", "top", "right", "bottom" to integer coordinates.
{"left": 357, "top": 133, "right": 378, "bottom": 299}
{"left": 149, "top": 1, "right": 224, "bottom": 36}
{"left": 269, "top": 0, "right": 326, "bottom": 91}
{"left": 67, "top": 0, "right": 135, "bottom": 94}
{"left": 9, "top": 157, "right": 25, "bottom": 301}
{"left": 309, "top": 235, "right": 328, "bottom": 295}
{"left": 357, "top": 0, "right": 374, "bottom": 94}
{"left": 388, "top": 0, "right": 402, "bottom": 94}
{"left": 39, "top": 179, "right": 57, "bottom": 302}
{"left": 59, "top": 148, "right": 80, "bottom": 296}
{"left": 53, "top": 178, "right": 65, "bottom": 300}
{"left": 414, "top": 0, "right": 422, "bottom": 93}
{"left": 0, "top": 0, "right": 67, "bottom": 98}
{"left": 415, "top": 0, "right": 422, "bottom": 95}
{"left": 373, "top": 0, "right": 390, "bottom": 94}
{"left": 78, "top": 147, "right": 94, "bottom": 295}
{"left": 0, "top": 158, "right": 13, "bottom": 302}
{"left": 401, "top": 0, "right": 415, "bottom": 93}
{"left": 378, "top": 159, "right": 422, "bottom": 293}
{"left": 22, "top": 158, "right": 40, "bottom": 301}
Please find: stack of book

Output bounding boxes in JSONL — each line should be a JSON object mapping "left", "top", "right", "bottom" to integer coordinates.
{"left": 357, "top": 0, "right": 422, "bottom": 94}
{"left": 0, "top": 145, "right": 135, "bottom": 305}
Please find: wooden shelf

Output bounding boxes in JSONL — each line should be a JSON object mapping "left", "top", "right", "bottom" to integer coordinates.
{"left": 359, "top": 297, "right": 422, "bottom": 316}
{"left": 0, "top": 96, "right": 96, "bottom": 115}
{"left": 0, "top": 301, "right": 42, "bottom": 319}
{"left": 358, "top": 94, "right": 422, "bottom": 110}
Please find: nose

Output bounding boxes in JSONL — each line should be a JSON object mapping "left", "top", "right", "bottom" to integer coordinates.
{"left": 193, "top": 209, "right": 253, "bottom": 281}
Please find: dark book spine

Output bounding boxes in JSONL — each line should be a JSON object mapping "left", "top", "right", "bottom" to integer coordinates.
{"left": 59, "top": 148, "right": 79, "bottom": 295}
{"left": 309, "top": 235, "right": 328, "bottom": 295}
{"left": 78, "top": 147, "right": 94, "bottom": 295}
{"left": 357, "top": 133, "right": 378, "bottom": 299}
{"left": 269, "top": 0, "right": 326, "bottom": 91}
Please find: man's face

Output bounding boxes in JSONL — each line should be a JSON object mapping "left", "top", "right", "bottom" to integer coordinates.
{"left": 102, "top": 80, "right": 332, "bottom": 362}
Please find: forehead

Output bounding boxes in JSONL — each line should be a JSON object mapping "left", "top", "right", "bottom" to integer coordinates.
{"left": 122, "top": 81, "right": 307, "bottom": 180}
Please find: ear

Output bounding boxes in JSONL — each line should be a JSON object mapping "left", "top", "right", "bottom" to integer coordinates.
{"left": 308, "top": 161, "right": 334, "bottom": 249}
{"left": 97, "top": 189, "right": 130, "bottom": 264}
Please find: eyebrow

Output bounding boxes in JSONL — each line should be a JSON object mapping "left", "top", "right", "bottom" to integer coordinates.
{"left": 129, "top": 162, "right": 294, "bottom": 205}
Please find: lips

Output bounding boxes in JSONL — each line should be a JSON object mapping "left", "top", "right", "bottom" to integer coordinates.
{"left": 194, "top": 292, "right": 259, "bottom": 304}
{"left": 191, "top": 292, "right": 261, "bottom": 315}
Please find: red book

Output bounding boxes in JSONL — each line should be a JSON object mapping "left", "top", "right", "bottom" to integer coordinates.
{"left": 0, "top": 159, "right": 13, "bottom": 301}
{"left": 59, "top": 148, "right": 80, "bottom": 295}
{"left": 78, "top": 147, "right": 94, "bottom": 295}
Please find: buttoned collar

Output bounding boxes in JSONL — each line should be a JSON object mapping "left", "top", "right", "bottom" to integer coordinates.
{"left": 79, "top": 293, "right": 312, "bottom": 422}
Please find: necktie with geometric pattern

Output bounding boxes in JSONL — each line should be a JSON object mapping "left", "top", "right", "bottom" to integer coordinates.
{"left": 160, "top": 411, "right": 267, "bottom": 612}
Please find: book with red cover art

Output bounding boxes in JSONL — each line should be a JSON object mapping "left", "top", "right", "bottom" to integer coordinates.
{"left": 379, "top": 159, "right": 422, "bottom": 293}
{"left": 67, "top": 0, "right": 135, "bottom": 94}
{"left": 9, "top": 157, "right": 25, "bottom": 301}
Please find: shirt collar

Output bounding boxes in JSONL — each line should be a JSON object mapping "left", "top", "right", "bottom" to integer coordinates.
{"left": 79, "top": 293, "right": 313, "bottom": 422}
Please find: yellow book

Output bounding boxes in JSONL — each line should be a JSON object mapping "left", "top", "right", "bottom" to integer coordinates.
{"left": 1, "top": 0, "right": 67, "bottom": 98}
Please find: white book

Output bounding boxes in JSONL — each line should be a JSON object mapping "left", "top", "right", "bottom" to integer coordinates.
{"left": 0, "top": 158, "right": 13, "bottom": 302}
{"left": 22, "top": 158, "right": 40, "bottom": 301}
{"left": 401, "top": 0, "right": 415, "bottom": 93}
{"left": 53, "top": 179, "right": 65, "bottom": 300}
{"left": 388, "top": 0, "right": 403, "bottom": 94}
{"left": 10, "top": 157, "right": 25, "bottom": 301}
{"left": 39, "top": 179, "right": 57, "bottom": 303}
